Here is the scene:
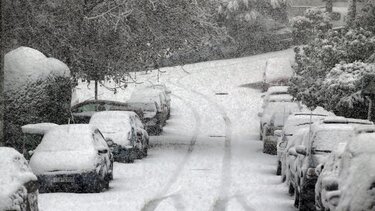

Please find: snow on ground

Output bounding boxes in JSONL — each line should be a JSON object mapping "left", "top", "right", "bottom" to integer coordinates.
{"left": 39, "top": 48, "right": 295, "bottom": 211}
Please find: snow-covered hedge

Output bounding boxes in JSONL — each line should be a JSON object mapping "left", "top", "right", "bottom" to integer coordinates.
{"left": 4, "top": 47, "right": 72, "bottom": 152}
{"left": 289, "top": 28, "right": 375, "bottom": 121}
{"left": 322, "top": 62, "right": 375, "bottom": 119}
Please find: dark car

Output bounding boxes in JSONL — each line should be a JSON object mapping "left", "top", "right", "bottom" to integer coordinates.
{"left": 29, "top": 125, "right": 113, "bottom": 193}
{"left": 0, "top": 147, "right": 39, "bottom": 211}
{"left": 70, "top": 100, "right": 144, "bottom": 124}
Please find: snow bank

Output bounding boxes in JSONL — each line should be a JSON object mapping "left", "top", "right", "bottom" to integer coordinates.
{"left": 0, "top": 147, "right": 37, "bottom": 211}
{"left": 4, "top": 46, "right": 70, "bottom": 90}
{"left": 29, "top": 125, "right": 98, "bottom": 174}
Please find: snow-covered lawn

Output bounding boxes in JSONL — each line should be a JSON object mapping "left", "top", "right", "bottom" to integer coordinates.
{"left": 39, "top": 48, "right": 296, "bottom": 211}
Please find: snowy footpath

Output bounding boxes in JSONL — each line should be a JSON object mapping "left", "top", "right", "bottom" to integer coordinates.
{"left": 39, "top": 48, "right": 296, "bottom": 211}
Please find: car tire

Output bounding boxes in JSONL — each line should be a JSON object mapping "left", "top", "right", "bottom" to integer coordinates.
{"left": 276, "top": 162, "right": 282, "bottom": 175}
{"left": 294, "top": 189, "right": 300, "bottom": 208}
{"left": 143, "top": 147, "right": 148, "bottom": 157}
{"left": 109, "top": 163, "right": 114, "bottom": 180}
{"left": 298, "top": 188, "right": 314, "bottom": 211}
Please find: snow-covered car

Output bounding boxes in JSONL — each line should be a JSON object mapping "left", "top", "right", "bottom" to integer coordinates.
{"left": 285, "top": 127, "right": 310, "bottom": 196}
{"left": 90, "top": 111, "right": 140, "bottom": 162}
{"left": 316, "top": 125, "right": 375, "bottom": 211}
{"left": 127, "top": 111, "right": 149, "bottom": 158}
{"left": 29, "top": 124, "right": 113, "bottom": 193}
{"left": 262, "top": 58, "right": 293, "bottom": 92}
{"left": 276, "top": 112, "right": 329, "bottom": 178}
{"left": 70, "top": 100, "right": 144, "bottom": 124}
{"left": 21, "top": 123, "right": 58, "bottom": 160}
{"left": 289, "top": 117, "right": 373, "bottom": 211}
{"left": 0, "top": 147, "right": 39, "bottom": 211}
{"left": 130, "top": 88, "right": 169, "bottom": 123}
{"left": 314, "top": 143, "right": 347, "bottom": 211}
{"left": 262, "top": 94, "right": 293, "bottom": 109}
{"left": 260, "top": 102, "right": 302, "bottom": 154}
{"left": 259, "top": 101, "right": 300, "bottom": 140}
{"left": 261, "top": 85, "right": 289, "bottom": 105}
{"left": 145, "top": 83, "right": 171, "bottom": 117}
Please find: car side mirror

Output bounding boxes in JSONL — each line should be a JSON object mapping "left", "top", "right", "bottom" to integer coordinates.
{"left": 288, "top": 147, "right": 298, "bottom": 156}
{"left": 327, "top": 190, "right": 341, "bottom": 207}
{"left": 258, "top": 112, "right": 263, "bottom": 117}
{"left": 295, "top": 145, "right": 307, "bottom": 156}
{"left": 105, "top": 138, "right": 114, "bottom": 147}
{"left": 274, "top": 130, "right": 283, "bottom": 137}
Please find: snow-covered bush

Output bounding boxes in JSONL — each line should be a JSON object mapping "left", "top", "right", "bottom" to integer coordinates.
{"left": 4, "top": 47, "right": 72, "bottom": 152}
{"left": 289, "top": 28, "right": 375, "bottom": 121}
{"left": 321, "top": 62, "right": 375, "bottom": 119}
{"left": 291, "top": 8, "right": 332, "bottom": 44}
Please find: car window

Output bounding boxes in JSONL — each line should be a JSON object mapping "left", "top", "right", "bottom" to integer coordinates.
{"left": 73, "top": 103, "right": 97, "bottom": 113}
{"left": 93, "top": 130, "right": 108, "bottom": 149}
{"left": 312, "top": 130, "right": 353, "bottom": 152}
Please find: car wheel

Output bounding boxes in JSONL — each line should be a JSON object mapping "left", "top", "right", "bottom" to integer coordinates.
{"left": 276, "top": 162, "right": 282, "bottom": 175}
{"left": 109, "top": 163, "right": 114, "bottom": 180}
{"left": 298, "top": 188, "right": 314, "bottom": 211}
{"left": 294, "top": 189, "right": 299, "bottom": 208}
{"left": 143, "top": 147, "right": 148, "bottom": 157}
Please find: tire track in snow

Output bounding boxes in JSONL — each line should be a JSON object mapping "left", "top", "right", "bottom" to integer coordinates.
{"left": 141, "top": 93, "right": 201, "bottom": 211}
{"left": 172, "top": 71, "right": 233, "bottom": 211}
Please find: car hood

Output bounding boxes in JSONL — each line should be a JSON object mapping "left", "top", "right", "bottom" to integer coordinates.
{"left": 102, "top": 131, "right": 132, "bottom": 147}
{"left": 29, "top": 150, "right": 97, "bottom": 175}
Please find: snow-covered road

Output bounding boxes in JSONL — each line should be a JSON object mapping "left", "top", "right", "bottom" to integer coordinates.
{"left": 39, "top": 49, "right": 296, "bottom": 211}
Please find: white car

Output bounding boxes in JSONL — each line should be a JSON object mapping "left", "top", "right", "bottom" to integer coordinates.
{"left": 316, "top": 125, "right": 375, "bottom": 211}
{"left": 90, "top": 111, "right": 139, "bottom": 163}
{"left": 262, "top": 58, "right": 293, "bottom": 91}
{"left": 289, "top": 117, "right": 373, "bottom": 211}
{"left": 29, "top": 124, "right": 113, "bottom": 193}
{"left": 0, "top": 147, "right": 39, "bottom": 211}
{"left": 261, "top": 86, "right": 289, "bottom": 103}
{"left": 262, "top": 94, "right": 293, "bottom": 109}
{"left": 277, "top": 112, "right": 329, "bottom": 178}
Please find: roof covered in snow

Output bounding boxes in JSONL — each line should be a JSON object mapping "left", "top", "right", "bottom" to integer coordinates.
{"left": 21, "top": 123, "right": 58, "bottom": 134}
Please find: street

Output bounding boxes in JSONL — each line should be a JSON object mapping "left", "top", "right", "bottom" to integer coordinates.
{"left": 39, "top": 48, "right": 296, "bottom": 211}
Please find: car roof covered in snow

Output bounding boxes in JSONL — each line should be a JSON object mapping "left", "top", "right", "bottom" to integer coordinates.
{"left": 21, "top": 123, "right": 58, "bottom": 135}
{"left": 36, "top": 124, "right": 97, "bottom": 152}
{"left": 266, "top": 86, "right": 289, "bottom": 94}
{"left": 268, "top": 94, "right": 293, "bottom": 102}
{"left": 264, "top": 58, "right": 293, "bottom": 82}
{"left": 320, "top": 116, "right": 373, "bottom": 125}
{"left": 0, "top": 147, "right": 37, "bottom": 210}
{"left": 89, "top": 111, "right": 133, "bottom": 134}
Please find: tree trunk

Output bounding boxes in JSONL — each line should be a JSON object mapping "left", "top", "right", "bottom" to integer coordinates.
{"left": 326, "top": 0, "right": 333, "bottom": 13}
{"left": 95, "top": 79, "right": 98, "bottom": 100}
{"left": 347, "top": 0, "right": 357, "bottom": 28}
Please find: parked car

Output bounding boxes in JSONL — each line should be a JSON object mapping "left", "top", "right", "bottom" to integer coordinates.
{"left": 0, "top": 147, "right": 39, "bottom": 211}
{"left": 29, "top": 124, "right": 113, "bottom": 193}
{"left": 262, "top": 58, "right": 293, "bottom": 92}
{"left": 285, "top": 127, "right": 310, "bottom": 195}
{"left": 21, "top": 123, "right": 58, "bottom": 160}
{"left": 315, "top": 125, "right": 375, "bottom": 211}
{"left": 262, "top": 94, "right": 293, "bottom": 109}
{"left": 145, "top": 83, "right": 171, "bottom": 117}
{"left": 276, "top": 112, "right": 329, "bottom": 178}
{"left": 70, "top": 100, "right": 144, "bottom": 124}
{"left": 289, "top": 117, "right": 373, "bottom": 211}
{"left": 130, "top": 88, "right": 169, "bottom": 122}
{"left": 126, "top": 111, "right": 149, "bottom": 158}
{"left": 261, "top": 86, "right": 289, "bottom": 105}
{"left": 259, "top": 101, "right": 301, "bottom": 140}
{"left": 89, "top": 111, "right": 141, "bottom": 162}
{"left": 260, "top": 102, "right": 302, "bottom": 154}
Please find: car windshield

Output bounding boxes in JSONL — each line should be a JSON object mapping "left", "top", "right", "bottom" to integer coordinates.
{"left": 312, "top": 130, "right": 353, "bottom": 153}
{"left": 73, "top": 103, "right": 97, "bottom": 113}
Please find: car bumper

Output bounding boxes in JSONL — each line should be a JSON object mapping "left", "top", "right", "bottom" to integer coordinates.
{"left": 112, "top": 145, "right": 137, "bottom": 162}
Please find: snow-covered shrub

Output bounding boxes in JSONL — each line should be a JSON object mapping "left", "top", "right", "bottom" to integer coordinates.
{"left": 289, "top": 28, "right": 375, "bottom": 121}
{"left": 4, "top": 47, "right": 72, "bottom": 152}
{"left": 321, "top": 62, "right": 375, "bottom": 119}
{"left": 290, "top": 8, "right": 332, "bottom": 44}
